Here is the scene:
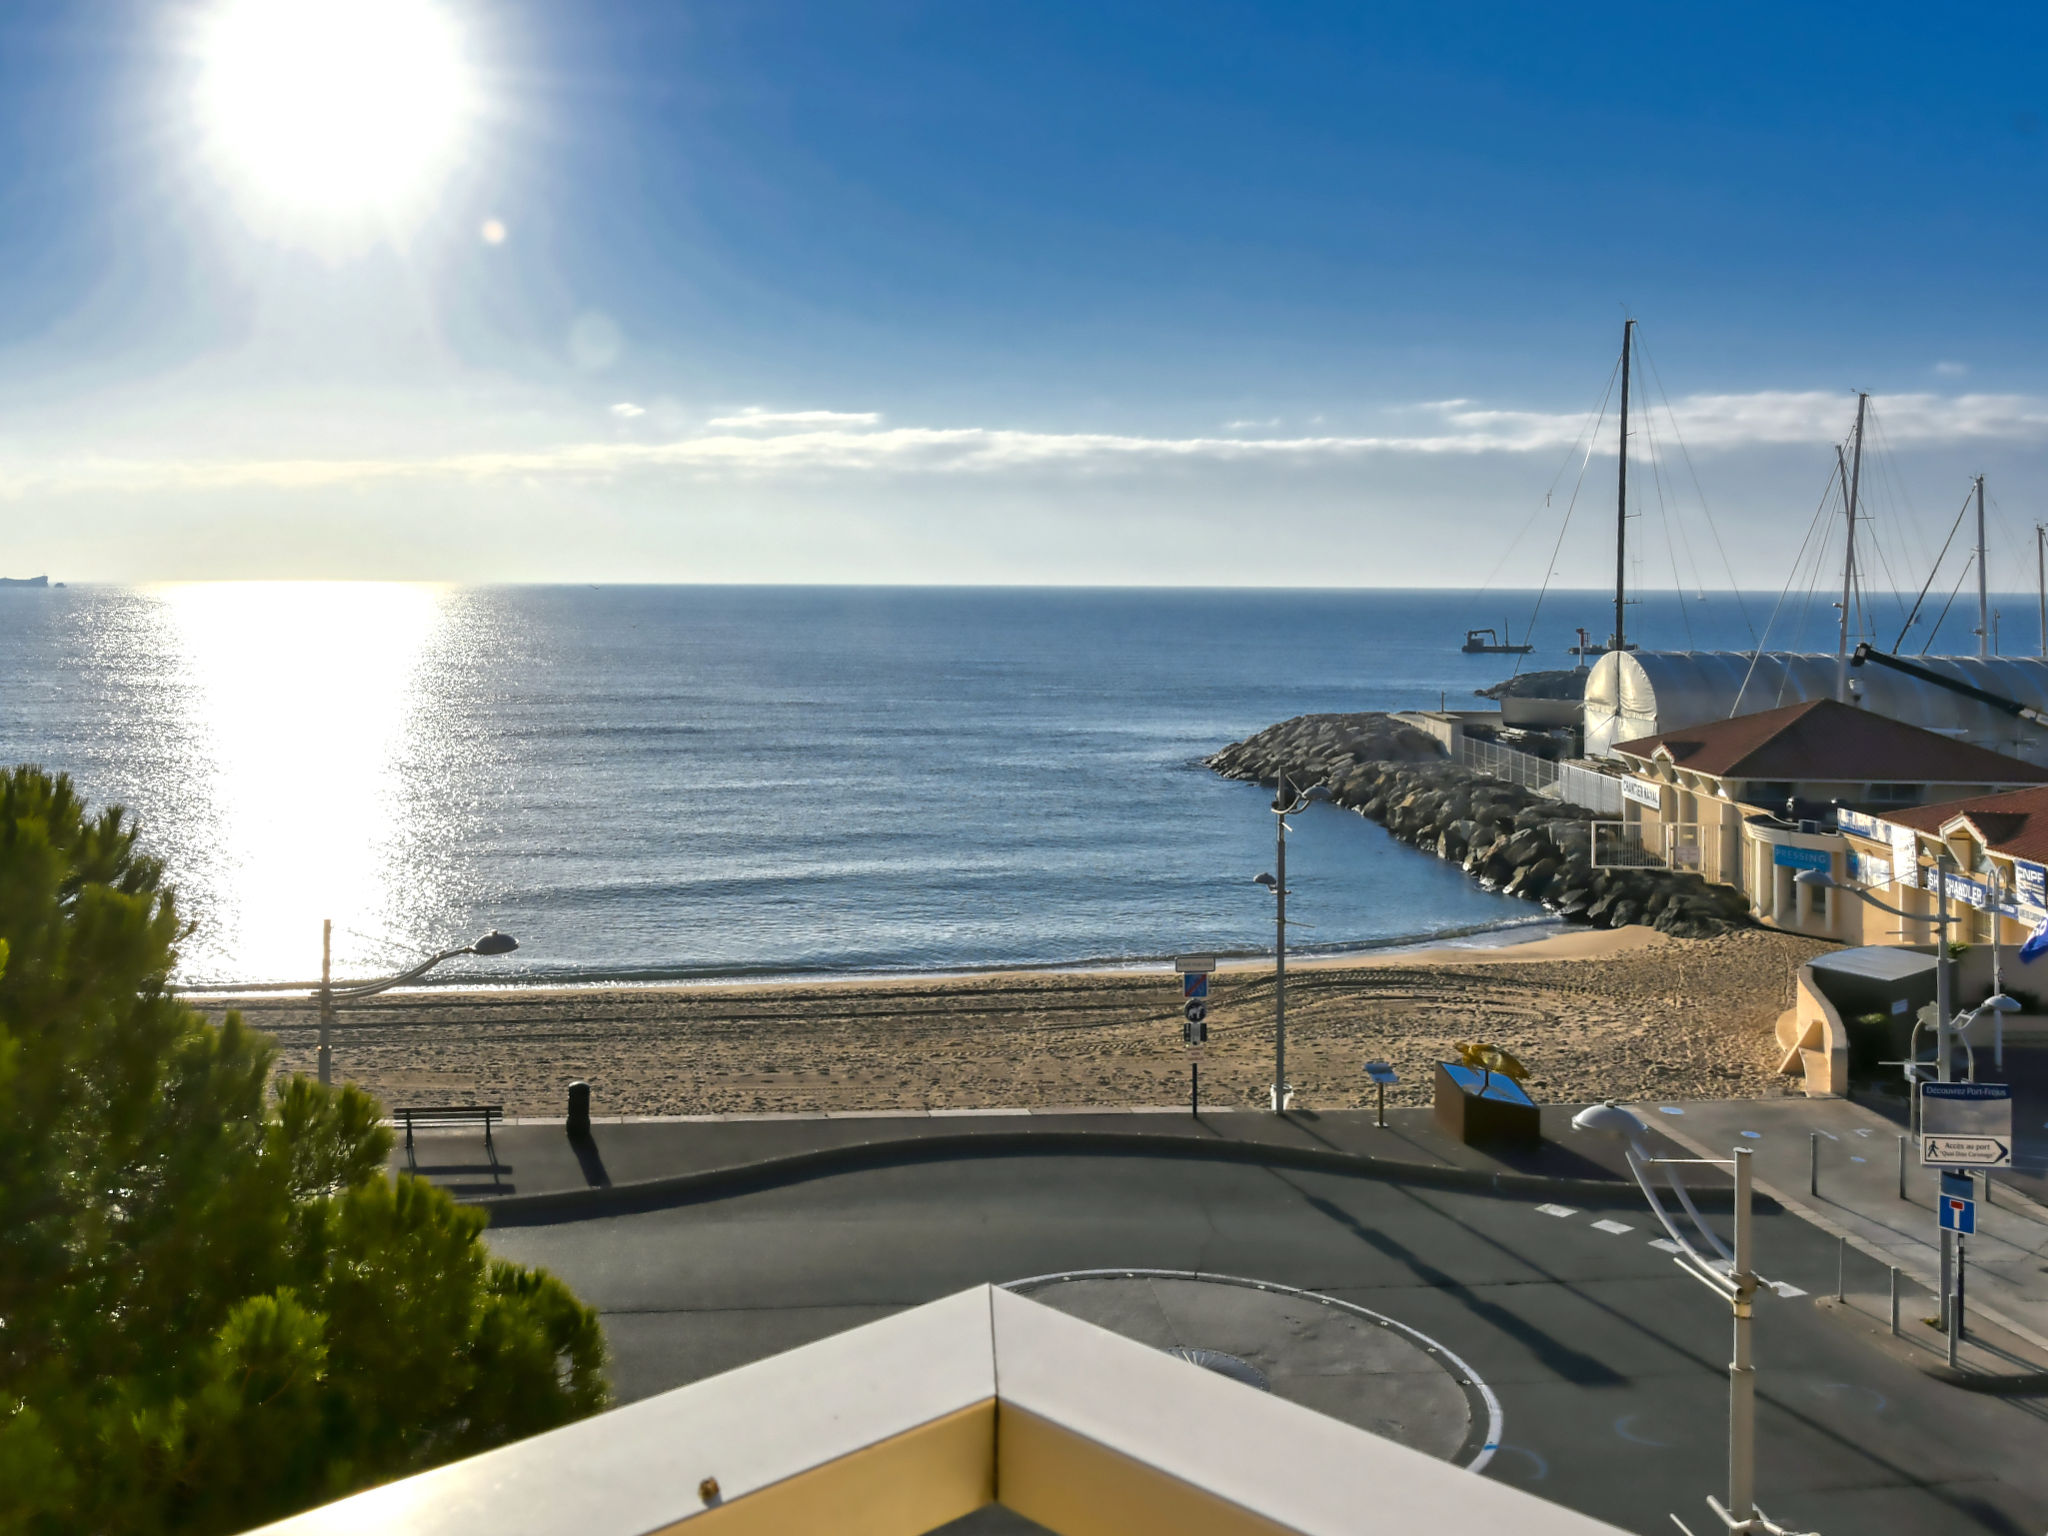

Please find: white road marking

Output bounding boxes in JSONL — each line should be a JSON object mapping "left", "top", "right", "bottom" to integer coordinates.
{"left": 1536, "top": 1203, "right": 1578, "bottom": 1218}
{"left": 1648, "top": 1238, "right": 1684, "bottom": 1254}
{"left": 1591, "top": 1218, "right": 1635, "bottom": 1235}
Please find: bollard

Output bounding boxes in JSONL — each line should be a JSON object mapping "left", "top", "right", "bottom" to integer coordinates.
{"left": 1810, "top": 1132, "right": 1819, "bottom": 1197}
{"left": 1889, "top": 1267, "right": 1899, "bottom": 1336}
{"left": 1836, "top": 1237, "right": 1845, "bottom": 1303}
{"left": 566, "top": 1080, "right": 592, "bottom": 1140}
{"left": 1897, "top": 1134, "right": 1908, "bottom": 1201}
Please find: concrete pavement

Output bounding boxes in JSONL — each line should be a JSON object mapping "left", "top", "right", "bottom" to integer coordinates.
{"left": 1653, "top": 1097, "right": 2048, "bottom": 1367}
{"left": 485, "top": 1151, "right": 2048, "bottom": 1535}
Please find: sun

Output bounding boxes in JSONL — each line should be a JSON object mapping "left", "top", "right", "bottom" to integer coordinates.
{"left": 197, "top": 0, "right": 474, "bottom": 217}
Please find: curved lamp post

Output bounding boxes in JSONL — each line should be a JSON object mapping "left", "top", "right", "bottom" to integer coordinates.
{"left": 316, "top": 925, "right": 518, "bottom": 1086}
{"left": 1571, "top": 1102, "right": 1814, "bottom": 1536}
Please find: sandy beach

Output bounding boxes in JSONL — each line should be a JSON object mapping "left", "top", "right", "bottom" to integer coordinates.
{"left": 194, "top": 925, "right": 1834, "bottom": 1118}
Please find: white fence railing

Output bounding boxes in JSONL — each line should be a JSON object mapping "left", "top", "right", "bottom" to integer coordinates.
{"left": 1556, "top": 763, "right": 1626, "bottom": 817}
{"left": 1461, "top": 738, "right": 1628, "bottom": 817}
{"left": 1592, "top": 821, "right": 1703, "bottom": 870}
{"left": 1458, "top": 737, "right": 1558, "bottom": 792}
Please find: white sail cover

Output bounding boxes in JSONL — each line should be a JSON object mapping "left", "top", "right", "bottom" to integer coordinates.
{"left": 1583, "top": 651, "right": 2048, "bottom": 765}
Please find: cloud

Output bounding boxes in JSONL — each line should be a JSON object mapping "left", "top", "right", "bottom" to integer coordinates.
{"left": 1935, "top": 360, "right": 1969, "bottom": 378}
{"left": 706, "top": 407, "right": 884, "bottom": 429}
{"left": 13, "top": 389, "right": 2048, "bottom": 499}
{"left": 609, "top": 402, "right": 645, "bottom": 419}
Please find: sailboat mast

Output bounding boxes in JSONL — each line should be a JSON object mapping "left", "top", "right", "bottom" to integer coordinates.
{"left": 1835, "top": 392, "right": 1868, "bottom": 703}
{"left": 1976, "top": 475, "right": 1990, "bottom": 656}
{"left": 1614, "top": 318, "right": 1634, "bottom": 653}
{"left": 2036, "top": 522, "right": 2045, "bottom": 660}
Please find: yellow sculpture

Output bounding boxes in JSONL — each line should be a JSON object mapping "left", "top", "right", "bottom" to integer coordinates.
{"left": 1454, "top": 1041, "right": 1529, "bottom": 1088}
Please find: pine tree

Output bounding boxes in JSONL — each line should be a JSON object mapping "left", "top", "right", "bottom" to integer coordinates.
{"left": 0, "top": 767, "right": 607, "bottom": 1535}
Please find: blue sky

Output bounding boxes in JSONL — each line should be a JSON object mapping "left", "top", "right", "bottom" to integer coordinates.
{"left": 2, "top": 1, "right": 2046, "bottom": 583}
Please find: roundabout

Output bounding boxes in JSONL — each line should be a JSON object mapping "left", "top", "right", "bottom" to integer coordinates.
{"left": 1002, "top": 1268, "right": 1501, "bottom": 1469}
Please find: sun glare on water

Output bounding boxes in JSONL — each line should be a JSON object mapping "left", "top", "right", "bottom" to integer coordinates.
{"left": 160, "top": 582, "right": 452, "bottom": 983}
{"left": 197, "top": 0, "right": 474, "bottom": 217}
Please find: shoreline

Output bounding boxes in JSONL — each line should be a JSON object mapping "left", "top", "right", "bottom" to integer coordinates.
{"left": 195, "top": 926, "right": 1829, "bottom": 1119}
{"left": 176, "top": 914, "right": 1577, "bottom": 1001}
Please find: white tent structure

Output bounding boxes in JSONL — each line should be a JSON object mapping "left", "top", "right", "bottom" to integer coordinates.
{"left": 1583, "top": 650, "right": 2048, "bottom": 765}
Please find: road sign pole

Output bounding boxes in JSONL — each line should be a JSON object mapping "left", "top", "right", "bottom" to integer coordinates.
{"left": 1955, "top": 1233, "right": 1967, "bottom": 1360}
{"left": 1949, "top": 1235, "right": 1963, "bottom": 1367}
{"left": 1191, "top": 1060, "right": 1198, "bottom": 1118}
{"left": 1940, "top": 1228, "right": 1953, "bottom": 1333}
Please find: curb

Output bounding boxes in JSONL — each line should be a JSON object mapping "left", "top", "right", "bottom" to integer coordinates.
{"left": 467, "top": 1127, "right": 1762, "bottom": 1226}
{"left": 1812, "top": 1297, "right": 2048, "bottom": 1396}
{"left": 1655, "top": 1119, "right": 2048, "bottom": 1359}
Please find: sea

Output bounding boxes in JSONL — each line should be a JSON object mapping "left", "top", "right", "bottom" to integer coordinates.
{"left": 0, "top": 583, "right": 1885, "bottom": 987}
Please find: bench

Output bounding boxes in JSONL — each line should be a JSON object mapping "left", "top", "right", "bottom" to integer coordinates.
{"left": 396, "top": 1104, "right": 503, "bottom": 1170}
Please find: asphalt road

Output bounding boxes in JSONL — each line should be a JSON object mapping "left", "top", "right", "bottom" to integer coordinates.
{"left": 486, "top": 1152, "right": 2048, "bottom": 1535}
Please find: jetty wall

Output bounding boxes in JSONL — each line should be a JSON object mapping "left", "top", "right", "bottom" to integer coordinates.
{"left": 1206, "top": 712, "right": 1754, "bottom": 940}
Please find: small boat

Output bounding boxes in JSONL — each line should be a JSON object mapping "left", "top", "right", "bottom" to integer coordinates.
{"left": 1462, "top": 626, "right": 1533, "bottom": 655}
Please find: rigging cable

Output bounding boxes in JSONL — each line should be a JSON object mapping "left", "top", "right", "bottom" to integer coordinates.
{"left": 1733, "top": 458, "right": 1841, "bottom": 716}
{"left": 1473, "top": 358, "right": 1623, "bottom": 598}
{"left": 1512, "top": 354, "right": 1624, "bottom": 677}
{"left": 1636, "top": 329, "right": 1758, "bottom": 641}
{"left": 1636, "top": 401, "right": 1695, "bottom": 647}
{"left": 1891, "top": 486, "right": 1975, "bottom": 650}
{"left": 1922, "top": 551, "right": 1977, "bottom": 655}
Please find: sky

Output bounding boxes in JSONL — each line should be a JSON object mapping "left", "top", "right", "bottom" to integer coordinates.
{"left": 2, "top": 1, "right": 2047, "bottom": 586}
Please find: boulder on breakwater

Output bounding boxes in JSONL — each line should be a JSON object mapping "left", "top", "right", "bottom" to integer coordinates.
{"left": 1206, "top": 712, "right": 1752, "bottom": 940}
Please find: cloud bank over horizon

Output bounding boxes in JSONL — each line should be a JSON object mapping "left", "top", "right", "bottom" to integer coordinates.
{"left": 11, "top": 387, "right": 2047, "bottom": 500}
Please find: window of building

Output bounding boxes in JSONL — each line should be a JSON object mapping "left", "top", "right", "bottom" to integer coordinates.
{"left": 1866, "top": 783, "right": 1923, "bottom": 803}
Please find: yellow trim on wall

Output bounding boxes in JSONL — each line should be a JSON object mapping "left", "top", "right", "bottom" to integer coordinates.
{"left": 997, "top": 1404, "right": 1299, "bottom": 1536}
{"left": 651, "top": 1398, "right": 996, "bottom": 1535}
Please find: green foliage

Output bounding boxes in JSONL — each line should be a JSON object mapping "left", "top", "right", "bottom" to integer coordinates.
{"left": 0, "top": 767, "right": 607, "bottom": 1535}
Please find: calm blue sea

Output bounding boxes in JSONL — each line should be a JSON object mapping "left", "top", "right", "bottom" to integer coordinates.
{"left": 0, "top": 584, "right": 1864, "bottom": 986}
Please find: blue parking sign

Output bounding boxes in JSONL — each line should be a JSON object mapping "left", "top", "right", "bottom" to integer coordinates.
{"left": 1183, "top": 973, "right": 1209, "bottom": 1001}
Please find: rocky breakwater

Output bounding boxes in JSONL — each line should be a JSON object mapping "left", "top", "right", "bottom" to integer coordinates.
{"left": 1207, "top": 713, "right": 1752, "bottom": 940}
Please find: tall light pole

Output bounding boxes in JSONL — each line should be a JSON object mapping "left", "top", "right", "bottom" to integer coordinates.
{"left": 1796, "top": 857, "right": 2017, "bottom": 1332}
{"left": 315, "top": 925, "right": 520, "bottom": 1086}
{"left": 1572, "top": 1103, "right": 1814, "bottom": 1536}
{"left": 1254, "top": 770, "right": 1310, "bottom": 1114}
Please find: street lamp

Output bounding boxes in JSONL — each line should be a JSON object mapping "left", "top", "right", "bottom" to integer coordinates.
{"left": 1794, "top": 860, "right": 2019, "bottom": 1339}
{"left": 316, "top": 921, "right": 519, "bottom": 1086}
{"left": 1794, "top": 851, "right": 1961, "bottom": 1082}
{"left": 1794, "top": 861, "right": 2021, "bottom": 1084}
{"left": 1571, "top": 1101, "right": 1815, "bottom": 1536}
{"left": 1254, "top": 769, "right": 1311, "bottom": 1114}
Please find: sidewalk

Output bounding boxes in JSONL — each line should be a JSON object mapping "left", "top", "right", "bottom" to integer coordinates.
{"left": 392, "top": 1102, "right": 1683, "bottom": 1213}
{"left": 1652, "top": 1097, "right": 2048, "bottom": 1359}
